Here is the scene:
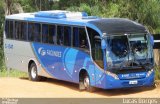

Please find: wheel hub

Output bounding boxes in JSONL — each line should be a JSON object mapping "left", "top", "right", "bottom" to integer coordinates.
{"left": 31, "top": 66, "right": 37, "bottom": 79}
{"left": 84, "top": 77, "right": 89, "bottom": 88}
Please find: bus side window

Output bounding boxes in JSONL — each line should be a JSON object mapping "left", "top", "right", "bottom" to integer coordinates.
{"left": 28, "top": 23, "right": 34, "bottom": 41}
{"left": 87, "top": 27, "right": 103, "bottom": 68}
{"left": 23, "top": 22, "right": 28, "bottom": 40}
{"left": 28, "top": 23, "right": 41, "bottom": 42}
{"left": 64, "top": 26, "right": 71, "bottom": 46}
{"left": 34, "top": 23, "right": 41, "bottom": 42}
{"left": 73, "top": 27, "right": 89, "bottom": 49}
{"left": 42, "top": 24, "right": 49, "bottom": 43}
{"left": 5, "top": 20, "right": 9, "bottom": 38}
{"left": 48, "top": 25, "right": 55, "bottom": 44}
{"left": 7, "top": 21, "right": 13, "bottom": 39}
{"left": 79, "top": 28, "right": 89, "bottom": 49}
{"left": 19, "top": 22, "right": 28, "bottom": 40}
{"left": 9, "top": 21, "right": 13, "bottom": 39}
{"left": 5, "top": 20, "right": 13, "bottom": 39}
{"left": 73, "top": 27, "right": 79, "bottom": 47}
{"left": 57, "top": 26, "right": 64, "bottom": 45}
{"left": 15, "top": 21, "right": 20, "bottom": 39}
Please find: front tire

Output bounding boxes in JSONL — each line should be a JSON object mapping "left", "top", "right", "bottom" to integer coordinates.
{"left": 83, "top": 73, "right": 95, "bottom": 92}
{"left": 29, "top": 63, "right": 41, "bottom": 81}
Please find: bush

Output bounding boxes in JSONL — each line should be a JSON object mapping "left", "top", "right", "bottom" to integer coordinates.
{"left": 0, "top": 47, "right": 6, "bottom": 72}
{"left": 155, "top": 66, "right": 160, "bottom": 80}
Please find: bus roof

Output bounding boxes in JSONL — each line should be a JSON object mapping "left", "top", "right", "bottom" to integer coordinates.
{"left": 5, "top": 10, "right": 147, "bottom": 35}
{"left": 5, "top": 10, "right": 98, "bottom": 25}
{"left": 89, "top": 19, "right": 147, "bottom": 34}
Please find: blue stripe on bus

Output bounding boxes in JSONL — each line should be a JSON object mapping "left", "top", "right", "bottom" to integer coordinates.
{"left": 31, "top": 43, "right": 54, "bottom": 78}
{"left": 32, "top": 41, "right": 153, "bottom": 89}
{"left": 31, "top": 42, "right": 106, "bottom": 87}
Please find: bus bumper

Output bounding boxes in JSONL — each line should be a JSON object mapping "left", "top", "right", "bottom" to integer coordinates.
{"left": 104, "top": 71, "right": 155, "bottom": 89}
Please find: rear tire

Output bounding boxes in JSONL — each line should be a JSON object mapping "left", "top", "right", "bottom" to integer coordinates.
{"left": 28, "top": 63, "right": 41, "bottom": 81}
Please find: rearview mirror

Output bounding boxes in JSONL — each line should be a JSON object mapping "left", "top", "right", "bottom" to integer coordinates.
{"left": 101, "top": 39, "right": 107, "bottom": 49}
{"left": 150, "top": 35, "right": 154, "bottom": 46}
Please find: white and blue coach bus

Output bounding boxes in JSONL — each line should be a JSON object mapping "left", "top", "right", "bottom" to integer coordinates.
{"left": 4, "top": 10, "right": 155, "bottom": 91}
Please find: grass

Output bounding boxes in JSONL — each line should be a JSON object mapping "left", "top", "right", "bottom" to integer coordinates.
{"left": 0, "top": 69, "right": 28, "bottom": 77}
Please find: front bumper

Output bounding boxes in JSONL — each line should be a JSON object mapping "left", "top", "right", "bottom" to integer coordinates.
{"left": 104, "top": 71, "right": 155, "bottom": 89}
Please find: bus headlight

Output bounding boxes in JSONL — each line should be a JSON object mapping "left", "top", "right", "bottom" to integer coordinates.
{"left": 146, "top": 69, "right": 154, "bottom": 77}
{"left": 106, "top": 71, "right": 119, "bottom": 80}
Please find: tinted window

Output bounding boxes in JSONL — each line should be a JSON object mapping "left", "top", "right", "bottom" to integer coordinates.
{"left": 64, "top": 26, "right": 71, "bottom": 46}
{"left": 9, "top": 21, "right": 14, "bottom": 39}
{"left": 28, "top": 23, "right": 34, "bottom": 41}
{"left": 15, "top": 21, "right": 21, "bottom": 39}
{"left": 28, "top": 23, "right": 41, "bottom": 42}
{"left": 57, "top": 26, "right": 64, "bottom": 45}
{"left": 57, "top": 25, "right": 72, "bottom": 46}
{"left": 5, "top": 20, "right": 9, "bottom": 38}
{"left": 42, "top": 24, "right": 49, "bottom": 43}
{"left": 34, "top": 23, "right": 41, "bottom": 42}
{"left": 79, "top": 28, "right": 88, "bottom": 49}
{"left": 73, "top": 27, "right": 89, "bottom": 49}
{"left": 15, "top": 21, "right": 28, "bottom": 40}
{"left": 48, "top": 25, "right": 56, "bottom": 44}
{"left": 20, "top": 22, "right": 28, "bottom": 40}
{"left": 5, "top": 20, "right": 14, "bottom": 39}
{"left": 87, "top": 27, "right": 103, "bottom": 68}
{"left": 73, "top": 27, "right": 79, "bottom": 47}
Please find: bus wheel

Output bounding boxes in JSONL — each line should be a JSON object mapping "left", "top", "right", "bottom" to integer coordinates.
{"left": 83, "top": 73, "right": 95, "bottom": 92}
{"left": 152, "top": 82, "right": 157, "bottom": 88}
{"left": 29, "top": 63, "right": 41, "bottom": 81}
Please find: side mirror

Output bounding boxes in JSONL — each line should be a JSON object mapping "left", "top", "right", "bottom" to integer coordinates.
{"left": 150, "top": 35, "right": 154, "bottom": 46}
{"left": 101, "top": 39, "right": 107, "bottom": 49}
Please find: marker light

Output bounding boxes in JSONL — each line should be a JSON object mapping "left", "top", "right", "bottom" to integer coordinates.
{"left": 146, "top": 69, "right": 154, "bottom": 77}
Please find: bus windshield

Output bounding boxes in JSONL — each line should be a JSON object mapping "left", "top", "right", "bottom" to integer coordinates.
{"left": 105, "top": 33, "right": 154, "bottom": 70}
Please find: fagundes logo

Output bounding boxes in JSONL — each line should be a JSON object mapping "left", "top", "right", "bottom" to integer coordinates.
{"left": 38, "top": 47, "right": 46, "bottom": 56}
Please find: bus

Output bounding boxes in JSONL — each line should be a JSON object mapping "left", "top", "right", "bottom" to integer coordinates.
{"left": 4, "top": 10, "right": 155, "bottom": 91}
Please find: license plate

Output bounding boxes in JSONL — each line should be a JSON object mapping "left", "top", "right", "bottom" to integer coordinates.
{"left": 129, "top": 80, "right": 138, "bottom": 85}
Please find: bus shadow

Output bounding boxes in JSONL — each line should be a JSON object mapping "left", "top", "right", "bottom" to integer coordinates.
{"left": 19, "top": 77, "right": 79, "bottom": 91}
{"left": 19, "top": 77, "right": 156, "bottom": 97}
{"left": 19, "top": 77, "right": 28, "bottom": 80}
{"left": 45, "top": 78, "right": 79, "bottom": 91}
{"left": 94, "top": 87, "right": 156, "bottom": 97}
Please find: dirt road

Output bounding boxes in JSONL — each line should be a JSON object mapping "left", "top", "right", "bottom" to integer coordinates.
{"left": 0, "top": 77, "right": 160, "bottom": 98}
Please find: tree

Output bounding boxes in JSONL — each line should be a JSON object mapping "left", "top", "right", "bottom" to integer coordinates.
{"left": 0, "top": 0, "right": 5, "bottom": 71}
{"left": 66, "top": 0, "right": 160, "bottom": 65}
{"left": 0, "top": 0, "right": 160, "bottom": 73}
